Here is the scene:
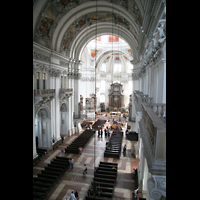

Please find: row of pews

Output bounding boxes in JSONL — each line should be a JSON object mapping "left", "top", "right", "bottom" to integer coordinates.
{"left": 33, "top": 148, "right": 47, "bottom": 167}
{"left": 85, "top": 161, "right": 118, "bottom": 200}
{"left": 33, "top": 156, "right": 70, "bottom": 200}
{"left": 52, "top": 138, "right": 63, "bottom": 150}
{"left": 65, "top": 129, "right": 95, "bottom": 154}
{"left": 104, "top": 131, "right": 123, "bottom": 158}
{"left": 36, "top": 148, "right": 47, "bottom": 158}
{"left": 92, "top": 119, "right": 106, "bottom": 130}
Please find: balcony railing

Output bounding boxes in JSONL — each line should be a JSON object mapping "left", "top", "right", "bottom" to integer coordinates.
{"left": 34, "top": 89, "right": 56, "bottom": 105}
{"left": 59, "top": 88, "right": 73, "bottom": 94}
{"left": 140, "top": 102, "right": 166, "bottom": 175}
{"left": 147, "top": 103, "right": 166, "bottom": 122}
{"left": 59, "top": 88, "right": 73, "bottom": 100}
{"left": 132, "top": 90, "right": 166, "bottom": 175}
{"left": 133, "top": 91, "right": 153, "bottom": 112}
{"left": 34, "top": 89, "right": 55, "bottom": 97}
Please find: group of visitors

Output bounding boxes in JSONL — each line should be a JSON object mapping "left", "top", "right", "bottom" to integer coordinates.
{"left": 97, "top": 126, "right": 111, "bottom": 138}
{"left": 60, "top": 112, "right": 139, "bottom": 200}
{"left": 66, "top": 190, "right": 79, "bottom": 200}
{"left": 85, "top": 124, "right": 93, "bottom": 130}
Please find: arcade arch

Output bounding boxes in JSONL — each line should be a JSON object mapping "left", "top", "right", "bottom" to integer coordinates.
{"left": 35, "top": 107, "right": 51, "bottom": 149}
{"left": 60, "top": 103, "right": 68, "bottom": 136}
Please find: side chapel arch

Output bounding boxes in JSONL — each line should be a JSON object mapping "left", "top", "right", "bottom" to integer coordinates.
{"left": 60, "top": 103, "right": 68, "bottom": 136}
{"left": 35, "top": 106, "right": 51, "bottom": 149}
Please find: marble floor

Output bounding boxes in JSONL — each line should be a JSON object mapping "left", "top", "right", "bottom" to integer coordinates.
{"left": 33, "top": 114, "right": 139, "bottom": 200}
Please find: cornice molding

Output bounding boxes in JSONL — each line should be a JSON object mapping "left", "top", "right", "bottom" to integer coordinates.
{"left": 33, "top": 41, "right": 70, "bottom": 64}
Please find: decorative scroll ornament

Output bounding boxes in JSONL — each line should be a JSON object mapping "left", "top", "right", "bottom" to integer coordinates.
{"left": 147, "top": 176, "right": 166, "bottom": 200}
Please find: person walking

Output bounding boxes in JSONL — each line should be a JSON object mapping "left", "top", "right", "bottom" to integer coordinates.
{"left": 70, "top": 191, "right": 75, "bottom": 200}
{"left": 61, "top": 149, "right": 64, "bottom": 156}
{"left": 79, "top": 147, "right": 82, "bottom": 155}
{"left": 83, "top": 164, "right": 87, "bottom": 175}
{"left": 123, "top": 144, "right": 127, "bottom": 154}
{"left": 70, "top": 158, "right": 74, "bottom": 169}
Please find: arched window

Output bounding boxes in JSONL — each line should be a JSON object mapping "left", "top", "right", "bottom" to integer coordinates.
{"left": 114, "top": 63, "right": 121, "bottom": 72}
{"left": 100, "top": 94, "right": 105, "bottom": 102}
{"left": 101, "top": 63, "right": 106, "bottom": 72}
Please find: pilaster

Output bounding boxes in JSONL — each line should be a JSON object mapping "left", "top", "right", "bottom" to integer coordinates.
{"left": 33, "top": 71, "right": 38, "bottom": 159}
{"left": 55, "top": 76, "right": 61, "bottom": 141}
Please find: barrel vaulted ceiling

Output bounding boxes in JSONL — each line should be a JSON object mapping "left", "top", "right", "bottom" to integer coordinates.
{"left": 33, "top": 0, "right": 165, "bottom": 66}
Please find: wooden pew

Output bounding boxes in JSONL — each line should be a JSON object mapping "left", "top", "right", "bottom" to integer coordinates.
{"left": 50, "top": 160, "right": 69, "bottom": 168}
{"left": 91, "top": 181, "right": 114, "bottom": 189}
{"left": 36, "top": 148, "right": 47, "bottom": 154}
{"left": 93, "top": 177, "right": 115, "bottom": 184}
{"left": 92, "top": 119, "right": 106, "bottom": 130}
{"left": 37, "top": 173, "right": 59, "bottom": 182}
{"left": 33, "top": 155, "right": 40, "bottom": 167}
{"left": 55, "top": 156, "right": 70, "bottom": 161}
{"left": 85, "top": 196, "right": 111, "bottom": 200}
{"left": 33, "top": 177, "right": 55, "bottom": 186}
{"left": 34, "top": 156, "right": 71, "bottom": 200}
{"left": 33, "top": 181, "right": 52, "bottom": 191}
{"left": 36, "top": 148, "right": 47, "bottom": 159}
{"left": 47, "top": 163, "right": 66, "bottom": 170}
{"left": 65, "top": 129, "right": 95, "bottom": 154}
{"left": 105, "top": 150, "right": 120, "bottom": 153}
{"left": 100, "top": 161, "right": 118, "bottom": 166}
{"left": 44, "top": 166, "right": 64, "bottom": 174}
{"left": 52, "top": 138, "right": 63, "bottom": 150}
{"left": 96, "top": 169, "right": 117, "bottom": 176}
{"left": 99, "top": 163, "right": 118, "bottom": 167}
{"left": 104, "top": 152, "right": 120, "bottom": 158}
{"left": 41, "top": 170, "right": 62, "bottom": 179}
{"left": 98, "top": 167, "right": 117, "bottom": 172}
{"left": 33, "top": 192, "right": 45, "bottom": 200}
{"left": 33, "top": 186, "right": 48, "bottom": 196}
{"left": 104, "top": 131, "right": 123, "bottom": 158}
{"left": 94, "top": 173, "right": 116, "bottom": 180}
{"left": 86, "top": 192, "right": 113, "bottom": 199}
{"left": 53, "top": 158, "right": 70, "bottom": 166}
{"left": 85, "top": 161, "right": 118, "bottom": 200}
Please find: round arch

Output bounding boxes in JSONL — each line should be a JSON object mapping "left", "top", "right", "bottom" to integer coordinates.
{"left": 60, "top": 103, "right": 67, "bottom": 112}
{"left": 35, "top": 106, "right": 51, "bottom": 149}
{"left": 70, "top": 22, "right": 139, "bottom": 64}
{"left": 95, "top": 49, "right": 132, "bottom": 71}
{"left": 35, "top": 105, "right": 51, "bottom": 119}
{"left": 50, "top": 1, "right": 141, "bottom": 63}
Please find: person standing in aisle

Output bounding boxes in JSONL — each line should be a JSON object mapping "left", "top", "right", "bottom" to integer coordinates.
{"left": 74, "top": 190, "right": 79, "bottom": 199}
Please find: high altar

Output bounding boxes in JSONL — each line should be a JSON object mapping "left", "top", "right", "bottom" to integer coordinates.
{"left": 108, "top": 82, "right": 125, "bottom": 111}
